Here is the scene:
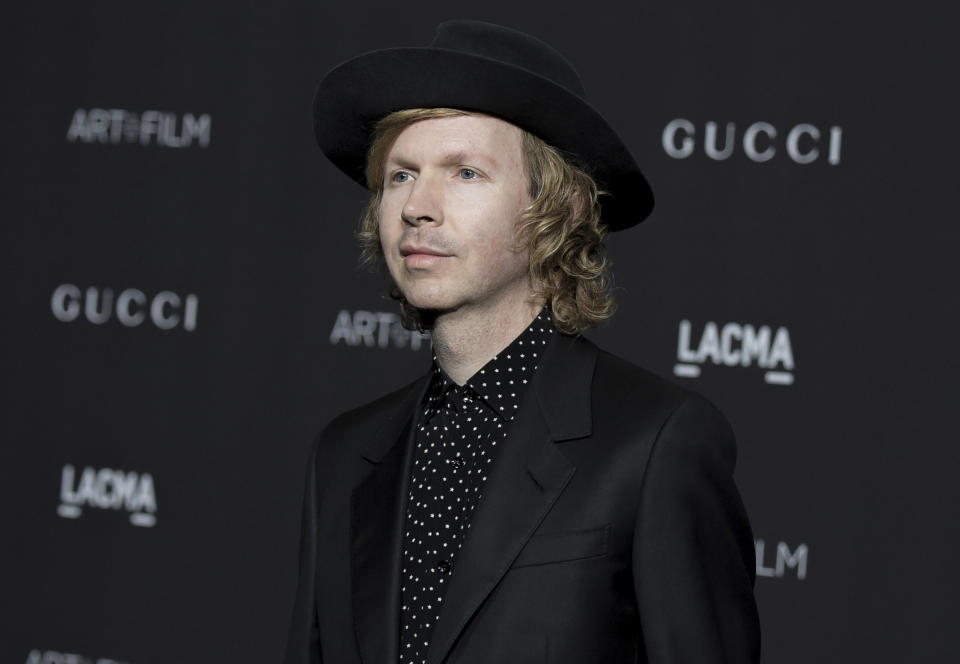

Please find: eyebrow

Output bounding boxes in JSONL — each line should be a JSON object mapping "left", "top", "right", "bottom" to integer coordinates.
{"left": 386, "top": 150, "right": 499, "bottom": 171}
{"left": 440, "top": 150, "right": 483, "bottom": 166}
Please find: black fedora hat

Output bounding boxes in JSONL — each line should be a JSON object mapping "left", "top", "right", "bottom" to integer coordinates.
{"left": 313, "top": 19, "right": 653, "bottom": 231}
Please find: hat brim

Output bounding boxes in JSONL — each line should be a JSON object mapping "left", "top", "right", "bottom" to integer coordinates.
{"left": 313, "top": 47, "right": 653, "bottom": 231}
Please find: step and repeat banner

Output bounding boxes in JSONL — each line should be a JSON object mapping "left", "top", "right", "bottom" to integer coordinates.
{"left": 2, "top": 2, "right": 956, "bottom": 663}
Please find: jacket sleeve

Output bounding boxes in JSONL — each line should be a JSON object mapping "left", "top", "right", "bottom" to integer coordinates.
{"left": 283, "top": 436, "right": 323, "bottom": 664}
{"left": 633, "top": 393, "right": 761, "bottom": 664}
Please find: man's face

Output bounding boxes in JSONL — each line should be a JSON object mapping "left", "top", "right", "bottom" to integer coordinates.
{"left": 378, "top": 113, "right": 533, "bottom": 319}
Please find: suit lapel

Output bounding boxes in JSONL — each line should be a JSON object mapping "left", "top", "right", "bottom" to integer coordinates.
{"left": 351, "top": 376, "right": 430, "bottom": 664}
{"left": 425, "top": 334, "right": 596, "bottom": 664}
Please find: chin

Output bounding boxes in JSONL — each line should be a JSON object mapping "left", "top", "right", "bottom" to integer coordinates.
{"left": 403, "top": 297, "right": 460, "bottom": 316}
{"left": 396, "top": 281, "right": 458, "bottom": 312}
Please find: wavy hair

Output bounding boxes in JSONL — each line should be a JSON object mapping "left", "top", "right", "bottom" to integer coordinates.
{"left": 358, "top": 108, "right": 615, "bottom": 334}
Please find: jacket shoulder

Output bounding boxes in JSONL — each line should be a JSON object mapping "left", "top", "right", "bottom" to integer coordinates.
{"left": 302, "top": 373, "right": 426, "bottom": 485}
{"left": 590, "top": 344, "right": 734, "bottom": 441}
{"left": 592, "top": 345, "right": 686, "bottom": 412}
{"left": 321, "top": 373, "right": 428, "bottom": 445}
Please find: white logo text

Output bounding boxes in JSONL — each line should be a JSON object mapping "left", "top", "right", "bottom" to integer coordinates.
{"left": 67, "top": 108, "right": 211, "bottom": 148}
{"left": 330, "top": 310, "right": 430, "bottom": 351}
{"left": 674, "top": 320, "right": 795, "bottom": 385}
{"left": 52, "top": 284, "right": 198, "bottom": 332}
{"left": 58, "top": 465, "right": 157, "bottom": 527}
{"left": 756, "top": 539, "right": 808, "bottom": 580}
{"left": 663, "top": 119, "right": 841, "bottom": 165}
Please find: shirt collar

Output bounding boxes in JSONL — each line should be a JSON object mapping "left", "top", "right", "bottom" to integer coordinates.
{"left": 423, "top": 308, "right": 554, "bottom": 422}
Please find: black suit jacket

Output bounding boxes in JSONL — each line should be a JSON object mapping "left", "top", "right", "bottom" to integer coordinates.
{"left": 285, "top": 333, "right": 760, "bottom": 663}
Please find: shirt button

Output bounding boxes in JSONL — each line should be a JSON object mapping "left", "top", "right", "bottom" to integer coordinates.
{"left": 449, "top": 458, "right": 464, "bottom": 470}
{"left": 437, "top": 559, "right": 451, "bottom": 574}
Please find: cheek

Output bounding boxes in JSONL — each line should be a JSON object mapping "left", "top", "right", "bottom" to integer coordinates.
{"left": 378, "top": 203, "right": 397, "bottom": 249}
{"left": 378, "top": 222, "right": 403, "bottom": 279}
{"left": 379, "top": 188, "right": 405, "bottom": 227}
{"left": 471, "top": 222, "right": 527, "bottom": 276}
{"left": 481, "top": 200, "right": 525, "bottom": 252}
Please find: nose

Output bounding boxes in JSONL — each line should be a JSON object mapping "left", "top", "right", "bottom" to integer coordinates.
{"left": 401, "top": 173, "right": 443, "bottom": 226}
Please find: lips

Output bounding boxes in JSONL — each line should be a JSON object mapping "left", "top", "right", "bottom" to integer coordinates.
{"left": 400, "top": 245, "right": 451, "bottom": 258}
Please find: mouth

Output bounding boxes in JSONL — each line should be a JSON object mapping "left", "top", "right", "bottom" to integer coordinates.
{"left": 399, "top": 245, "right": 452, "bottom": 269}
{"left": 400, "top": 245, "right": 451, "bottom": 258}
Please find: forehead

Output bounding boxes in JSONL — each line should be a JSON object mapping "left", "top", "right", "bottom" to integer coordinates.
{"left": 386, "top": 113, "right": 524, "bottom": 167}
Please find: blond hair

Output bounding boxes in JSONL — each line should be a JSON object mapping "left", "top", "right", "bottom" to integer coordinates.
{"left": 358, "top": 108, "right": 615, "bottom": 334}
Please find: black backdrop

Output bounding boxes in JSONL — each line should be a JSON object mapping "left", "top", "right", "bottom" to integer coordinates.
{"left": 2, "top": 2, "right": 958, "bottom": 662}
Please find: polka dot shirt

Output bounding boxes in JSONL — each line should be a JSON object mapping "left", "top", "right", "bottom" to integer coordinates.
{"left": 399, "top": 309, "right": 554, "bottom": 663}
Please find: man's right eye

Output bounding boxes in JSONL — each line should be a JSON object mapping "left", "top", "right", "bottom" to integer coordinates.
{"left": 391, "top": 171, "right": 412, "bottom": 183}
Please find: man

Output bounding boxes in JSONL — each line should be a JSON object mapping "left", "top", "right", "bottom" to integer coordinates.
{"left": 286, "top": 20, "right": 760, "bottom": 664}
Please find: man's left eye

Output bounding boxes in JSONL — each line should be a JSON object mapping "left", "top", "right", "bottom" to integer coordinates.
{"left": 459, "top": 168, "right": 478, "bottom": 180}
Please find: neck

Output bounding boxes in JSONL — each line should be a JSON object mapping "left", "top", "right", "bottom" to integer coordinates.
{"left": 429, "top": 297, "right": 544, "bottom": 385}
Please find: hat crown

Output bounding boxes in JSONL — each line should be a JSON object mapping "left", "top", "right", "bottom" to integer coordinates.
{"left": 314, "top": 19, "right": 653, "bottom": 229}
{"left": 432, "top": 20, "right": 586, "bottom": 99}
